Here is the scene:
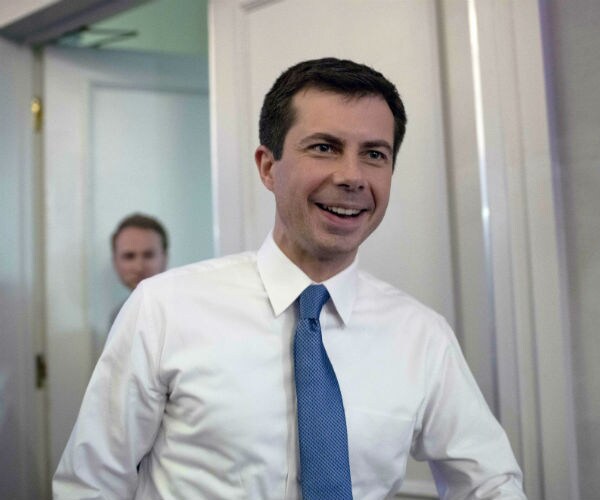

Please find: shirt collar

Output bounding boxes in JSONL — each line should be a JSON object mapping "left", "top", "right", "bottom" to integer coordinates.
{"left": 256, "top": 232, "right": 358, "bottom": 325}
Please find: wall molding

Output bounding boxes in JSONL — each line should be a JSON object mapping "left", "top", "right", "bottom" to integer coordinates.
{"left": 239, "top": 0, "right": 283, "bottom": 12}
{"left": 439, "top": 0, "right": 580, "bottom": 497}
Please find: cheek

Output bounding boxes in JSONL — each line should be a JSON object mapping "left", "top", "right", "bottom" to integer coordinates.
{"left": 115, "top": 261, "right": 129, "bottom": 273}
{"left": 273, "top": 163, "right": 321, "bottom": 202}
{"left": 147, "top": 258, "right": 160, "bottom": 269}
{"left": 151, "top": 255, "right": 167, "bottom": 271}
{"left": 273, "top": 176, "right": 301, "bottom": 214}
{"left": 374, "top": 177, "right": 392, "bottom": 209}
{"left": 272, "top": 170, "right": 294, "bottom": 199}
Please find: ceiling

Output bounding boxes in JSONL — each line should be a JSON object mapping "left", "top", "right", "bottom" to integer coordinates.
{"left": 57, "top": 0, "right": 208, "bottom": 55}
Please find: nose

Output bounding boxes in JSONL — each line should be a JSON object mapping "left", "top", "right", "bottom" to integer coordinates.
{"left": 333, "top": 155, "right": 366, "bottom": 191}
{"left": 131, "top": 256, "right": 144, "bottom": 272}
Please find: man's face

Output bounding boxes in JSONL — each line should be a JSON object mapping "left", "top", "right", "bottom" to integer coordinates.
{"left": 256, "top": 88, "right": 394, "bottom": 279}
{"left": 113, "top": 227, "right": 167, "bottom": 290}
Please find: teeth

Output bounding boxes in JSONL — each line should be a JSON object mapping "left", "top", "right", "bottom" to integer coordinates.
{"left": 323, "top": 205, "right": 361, "bottom": 216}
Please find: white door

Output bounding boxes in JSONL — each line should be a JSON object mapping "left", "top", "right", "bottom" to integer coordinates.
{"left": 0, "top": 38, "right": 47, "bottom": 499}
{"left": 43, "top": 47, "right": 214, "bottom": 472}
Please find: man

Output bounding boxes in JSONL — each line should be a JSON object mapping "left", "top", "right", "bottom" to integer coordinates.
{"left": 111, "top": 213, "right": 169, "bottom": 291}
{"left": 103, "top": 213, "right": 169, "bottom": 341}
{"left": 54, "top": 58, "right": 526, "bottom": 499}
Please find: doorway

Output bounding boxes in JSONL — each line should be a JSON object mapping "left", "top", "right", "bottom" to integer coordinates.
{"left": 43, "top": 0, "right": 212, "bottom": 488}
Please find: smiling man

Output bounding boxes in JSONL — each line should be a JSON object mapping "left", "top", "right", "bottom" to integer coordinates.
{"left": 54, "top": 58, "right": 526, "bottom": 500}
{"left": 255, "top": 87, "right": 394, "bottom": 282}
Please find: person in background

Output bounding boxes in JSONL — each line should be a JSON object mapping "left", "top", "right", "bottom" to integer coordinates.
{"left": 111, "top": 212, "right": 169, "bottom": 292}
{"left": 103, "top": 212, "right": 170, "bottom": 342}
{"left": 54, "top": 58, "right": 526, "bottom": 499}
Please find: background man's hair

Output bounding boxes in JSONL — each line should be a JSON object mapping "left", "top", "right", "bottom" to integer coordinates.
{"left": 111, "top": 213, "right": 169, "bottom": 253}
{"left": 259, "top": 57, "right": 407, "bottom": 165}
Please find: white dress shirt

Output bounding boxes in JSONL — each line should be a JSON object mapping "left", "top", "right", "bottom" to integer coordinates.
{"left": 54, "top": 233, "right": 526, "bottom": 499}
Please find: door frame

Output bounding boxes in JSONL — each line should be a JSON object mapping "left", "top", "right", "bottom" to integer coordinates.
{"left": 0, "top": 38, "right": 48, "bottom": 499}
{"left": 42, "top": 46, "right": 210, "bottom": 471}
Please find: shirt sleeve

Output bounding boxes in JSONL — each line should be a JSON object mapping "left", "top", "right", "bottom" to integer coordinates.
{"left": 411, "top": 318, "right": 527, "bottom": 499}
{"left": 53, "top": 283, "right": 167, "bottom": 499}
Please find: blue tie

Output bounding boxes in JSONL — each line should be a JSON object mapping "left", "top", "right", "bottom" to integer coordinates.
{"left": 294, "top": 285, "right": 353, "bottom": 500}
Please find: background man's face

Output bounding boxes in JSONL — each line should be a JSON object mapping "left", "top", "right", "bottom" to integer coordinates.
{"left": 257, "top": 88, "right": 394, "bottom": 277}
{"left": 113, "top": 227, "right": 167, "bottom": 290}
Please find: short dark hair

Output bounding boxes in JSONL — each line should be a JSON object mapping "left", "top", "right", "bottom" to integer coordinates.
{"left": 259, "top": 57, "right": 407, "bottom": 165}
{"left": 111, "top": 213, "right": 169, "bottom": 253}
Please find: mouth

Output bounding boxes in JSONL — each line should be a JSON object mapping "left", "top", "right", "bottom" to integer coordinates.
{"left": 316, "top": 203, "right": 365, "bottom": 218}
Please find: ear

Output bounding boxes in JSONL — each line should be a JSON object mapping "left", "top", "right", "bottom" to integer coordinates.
{"left": 255, "top": 145, "right": 276, "bottom": 192}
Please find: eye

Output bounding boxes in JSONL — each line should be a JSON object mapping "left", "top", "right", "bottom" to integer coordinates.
{"left": 366, "top": 150, "right": 387, "bottom": 161}
{"left": 310, "top": 143, "right": 336, "bottom": 154}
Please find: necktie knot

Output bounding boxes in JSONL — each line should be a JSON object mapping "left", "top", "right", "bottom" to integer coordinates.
{"left": 298, "top": 284, "right": 330, "bottom": 320}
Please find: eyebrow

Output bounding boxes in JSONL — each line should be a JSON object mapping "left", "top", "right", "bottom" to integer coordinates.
{"left": 298, "top": 133, "right": 345, "bottom": 148}
{"left": 298, "top": 133, "right": 392, "bottom": 153}
{"left": 362, "top": 140, "right": 393, "bottom": 154}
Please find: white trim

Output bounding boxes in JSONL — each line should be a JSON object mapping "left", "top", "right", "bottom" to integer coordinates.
{"left": 437, "top": 0, "right": 498, "bottom": 411}
{"left": 468, "top": 0, "right": 525, "bottom": 458}
{"left": 512, "top": 2, "right": 579, "bottom": 497}
{"left": 464, "top": 1, "right": 579, "bottom": 498}
{"left": 0, "top": 37, "right": 48, "bottom": 498}
{"left": 438, "top": 1, "right": 579, "bottom": 497}
{"left": 467, "top": 0, "right": 500, "bottom": 412}
{"left": 208, "top": 0, "right": 246, "bottom": 255}
{"left": 239, "top": 0, "right": 283, "bottom": 12}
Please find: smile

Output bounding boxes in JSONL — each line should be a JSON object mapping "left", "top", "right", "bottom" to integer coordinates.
{"left": 317, "top": 203, "right": 364, "bottom": 217}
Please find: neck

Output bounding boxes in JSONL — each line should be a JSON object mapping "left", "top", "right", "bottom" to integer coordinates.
{"left": 295, "top": 255, "right": 354, "bottom": 283}
{"left": 272, "top": 234, "right": 356, "bottom": 282}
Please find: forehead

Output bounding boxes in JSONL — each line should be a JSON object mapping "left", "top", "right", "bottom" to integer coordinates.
{"left": 288, "top": 88, "right": 394, "bottom": 141}
{"left": 115, "top": 227, "right": 162, "bottom": 249}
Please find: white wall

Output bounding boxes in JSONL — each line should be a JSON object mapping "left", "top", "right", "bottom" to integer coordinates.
{"left": 545, "top": 1, "right": 600, "bottom": 497}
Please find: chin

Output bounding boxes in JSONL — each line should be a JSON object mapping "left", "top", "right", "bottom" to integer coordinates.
{"left": 314, "top": 241, "right": 360, "bottom": 262}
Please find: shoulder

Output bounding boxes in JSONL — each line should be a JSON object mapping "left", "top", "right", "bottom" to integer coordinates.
{"left": 140, "top": 251, "right": 259, "bottom": 296}
{"left": 152, "top": 251, "right": 256, "bottom": 280}
{"left": 356, "top": 269, "right": 439, "bottom": 316}
{"left": 356, "top": 269, "right": 455, "bottom": 345}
